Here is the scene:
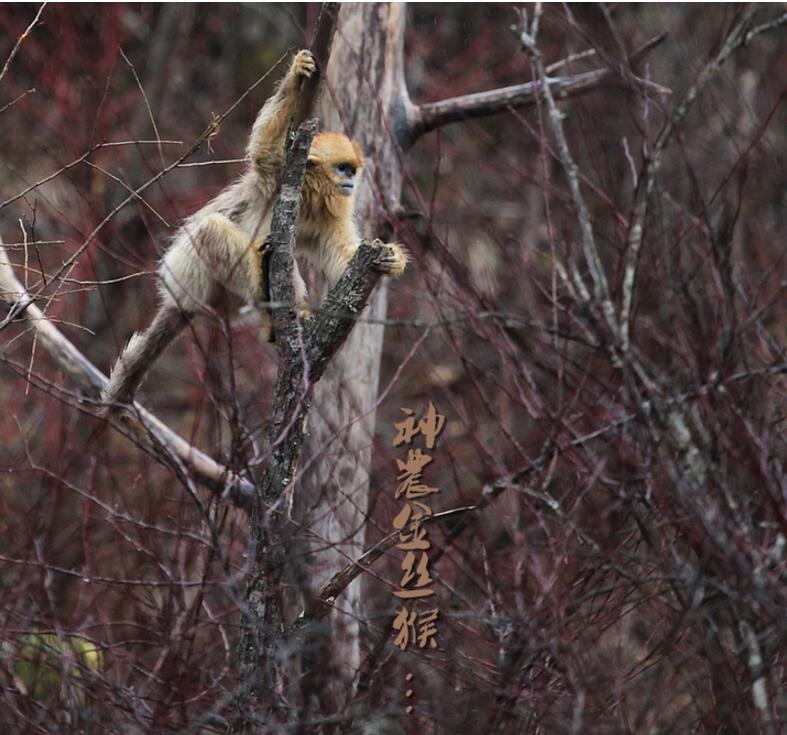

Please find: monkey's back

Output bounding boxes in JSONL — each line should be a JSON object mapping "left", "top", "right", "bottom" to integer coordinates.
{"left": 158, "top": 172, "right": 273, "bottom": 311}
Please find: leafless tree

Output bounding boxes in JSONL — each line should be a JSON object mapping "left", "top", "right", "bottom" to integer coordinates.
{"left": 1, "top": 3, "right": 785, "bottom": 733}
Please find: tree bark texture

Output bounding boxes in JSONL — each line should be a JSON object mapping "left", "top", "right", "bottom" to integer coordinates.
{"left": 231, "top": 117, "right": 397, "bottom": 729}
{"left": 297, "top": 1, "right": 410, "bottom": 705}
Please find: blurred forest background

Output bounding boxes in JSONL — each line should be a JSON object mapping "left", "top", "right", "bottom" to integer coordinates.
{"left": 0, "top": 3, "right": 785, "bottom": 733}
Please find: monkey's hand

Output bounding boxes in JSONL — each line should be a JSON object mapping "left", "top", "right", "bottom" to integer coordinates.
{"left": 286, "top": 50, "right": 316, "bottom": 89}
{"left": 371, "top": 240, "right": 408, "bottom": 279}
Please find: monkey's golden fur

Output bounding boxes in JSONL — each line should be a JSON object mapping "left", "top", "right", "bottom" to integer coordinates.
{"left": 102, "top": 50, "right": 407, "bottom": 410}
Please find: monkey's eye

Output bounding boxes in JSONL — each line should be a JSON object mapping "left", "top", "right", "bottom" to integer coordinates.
{"left": 336, "top": 163, "right": 356, "bottom": 176}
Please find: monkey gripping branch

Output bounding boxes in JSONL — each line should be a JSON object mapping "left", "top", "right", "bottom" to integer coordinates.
{"left": 232, "top": 90, "right": 405, "bottom": 733}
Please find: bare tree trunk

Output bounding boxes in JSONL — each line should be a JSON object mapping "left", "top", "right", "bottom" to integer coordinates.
{"left": 296, "top": 1, "right": 411, "bottom": 707}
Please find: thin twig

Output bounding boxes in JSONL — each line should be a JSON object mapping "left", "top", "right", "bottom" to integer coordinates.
{"left": 0, "top": 3, "right": 46, "bottom": 85}
{"left": 519, "top": 5, "right": 620, "bottom": 343}
{"left": 119, "top": 47, "right": 166, "bottom": 170}
{"left": 620, "top": 7, "right": 785, "bottom": 352}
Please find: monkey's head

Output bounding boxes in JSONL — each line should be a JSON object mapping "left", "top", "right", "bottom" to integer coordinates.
{"left": 307, "top": 132, "right": 364, "bottom": 201}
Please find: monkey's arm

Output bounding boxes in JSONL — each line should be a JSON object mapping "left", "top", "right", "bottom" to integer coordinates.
{"left": 317, "top": 220, "right": 408, "bottom": 285}
{"left": 247, "top": 50, "right": 316, "bottom": 176}
{"left": 166, "top": 213, "right": 265, "bottom": 307}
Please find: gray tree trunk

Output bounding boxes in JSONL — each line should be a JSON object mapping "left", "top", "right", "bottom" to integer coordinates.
{"left": 296, "top": 1, "right": 410, "bottom": 703}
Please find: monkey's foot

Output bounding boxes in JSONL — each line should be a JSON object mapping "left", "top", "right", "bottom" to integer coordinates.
{"left": 290, "top": 50, "right": 316, "bottom": 81}
{"left": 371, "top": 240, "right": 409, "bottom": 279}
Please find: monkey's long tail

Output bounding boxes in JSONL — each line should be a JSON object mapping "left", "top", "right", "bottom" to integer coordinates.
{"left": 101, "top": 306, "right": 192, "bottom": 412}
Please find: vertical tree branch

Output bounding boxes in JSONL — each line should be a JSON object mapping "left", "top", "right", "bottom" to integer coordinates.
{"left": 297, "top": 1, "right": 412, "bottom": 708}
{"left": 294, "top": 1, "right": 340, "bottom": 129}
{"left": 519, "top": 6, "right": 620, "bottom": 345}
{"left": 232, "top": 5, "right": 391, "bottom": 728}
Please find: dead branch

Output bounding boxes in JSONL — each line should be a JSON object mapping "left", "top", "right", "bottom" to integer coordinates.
{"left": 406, "top": 34, "right": 667, "bottom": 147}
{"left": 620, "top": 8, "right": 786, "bottom": 352}
{"left": 520, "top": 7, "right": 620, "bottom": 343}
{"left": 294, "top": 1, "right": 340, "bottom": 129}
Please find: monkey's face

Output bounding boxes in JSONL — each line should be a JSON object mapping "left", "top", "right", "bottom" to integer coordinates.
{"left": 334, "top": 161, "right": 359, "bottom": 197}
{"left": 308, "top": 132, "right": 364, "bottom": 200}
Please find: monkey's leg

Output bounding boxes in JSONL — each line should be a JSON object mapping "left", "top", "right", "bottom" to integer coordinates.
{"left": 255, "top": 253, "right": 309, "bottom": 344}
{"left": 104, "top": 214, "right": 258, "bottom": 411}
{"left": 171, "top": 213, "right": 264, "bottom": 307}
{"left": 101, "top": 306, "right": 192, "bottom": 411}
{"left": 188, "top": 215, "right": 310, "bottom": 339}
{"left": 293, "top": 263, "right": 311, "bottom": 319}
